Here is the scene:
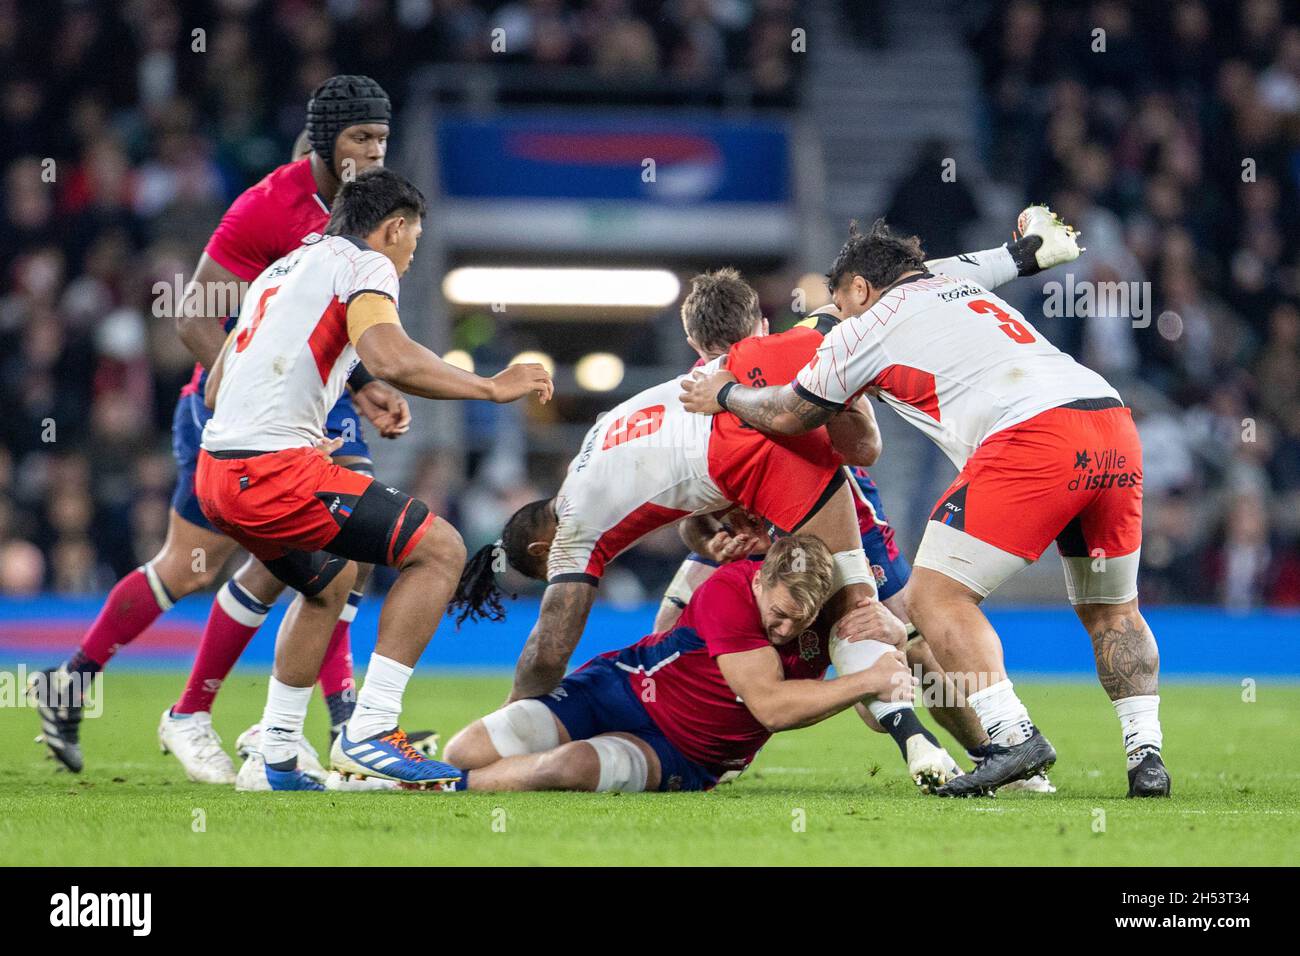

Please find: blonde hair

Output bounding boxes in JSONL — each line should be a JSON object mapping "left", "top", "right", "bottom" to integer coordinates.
{"left": 758, "top": 535, "right": 835, "bottom": 621}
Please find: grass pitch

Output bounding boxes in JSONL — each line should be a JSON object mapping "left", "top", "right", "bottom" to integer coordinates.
{"left": 1, "top": 672, "right": 1297, "bottom": 866}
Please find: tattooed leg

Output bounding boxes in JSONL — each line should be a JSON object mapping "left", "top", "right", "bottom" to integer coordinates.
{"left": 1076, "top": 598, "right": 1167, "bottom": 780}
{"left": 1076, "top": 599, "right": 1160, "bottom": 700}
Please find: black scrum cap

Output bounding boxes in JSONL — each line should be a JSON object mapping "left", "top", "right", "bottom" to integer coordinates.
{"left": 305, "top": 75, "right": 391, "bottom": 165}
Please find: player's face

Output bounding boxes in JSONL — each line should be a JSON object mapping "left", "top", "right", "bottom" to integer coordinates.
{"left": 335, "top": 123, "right": 389, "bottom": 178}
{"left": 390, "top": 218, "right": 423, "bottom": 276}
{"left": 831, "top": 275, "right": 870, "bottom": 317}
{"left": 753, "top": 580, "right": 814, "bottom": 644}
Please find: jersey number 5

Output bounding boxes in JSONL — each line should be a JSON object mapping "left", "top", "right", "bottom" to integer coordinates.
{"left": 235, "top": 286, "right": 281, "bottom": 353}
{"left": 968, "top": 298, "right": 1035, "bottom": 344}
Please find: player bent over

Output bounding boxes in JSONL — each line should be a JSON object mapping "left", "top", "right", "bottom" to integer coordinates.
{"left": 450, "top": 324, "right": 970, "bottom": 789}
{"left": 439, "top": 536, "right": 914, "bottom": 793}
{"left": 196, "top": 168, "right": 552, "bottom": 789}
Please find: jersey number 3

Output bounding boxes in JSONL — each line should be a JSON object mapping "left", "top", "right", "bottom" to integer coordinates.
{"left": 968, "top": 298, "right": 1035, "bottom": 344}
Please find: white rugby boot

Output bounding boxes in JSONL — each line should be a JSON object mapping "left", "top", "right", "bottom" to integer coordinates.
{"left": 1016, "top": 204, "right": 1083, "bottom": 269}
{"left": 906, "top": 735, "right": 965, "bottom": 794}
{"left": 158, "top": 709, "right": 237, "bottom": 784}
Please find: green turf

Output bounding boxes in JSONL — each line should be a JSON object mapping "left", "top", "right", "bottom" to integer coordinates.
{"left": 2, "top": 672, "right": 1297, "bottom": 866}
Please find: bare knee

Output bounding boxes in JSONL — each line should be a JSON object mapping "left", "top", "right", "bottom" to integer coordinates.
{"left": 234, "top": 557, "right": 289, "bottom": 605}
{"left": 303, "top": 560, "right": 356, "bottom": 608}
{"left": 151, "top": 544, "right": 221, "bottom": 596}
{"left": 534, "top": 742, "right": 600, "bottom": 791}
{"left": 401, "top": 518, "right": 466, "bottom": 576}
{"left": 906, "top": 570, "right": 982, "bottom": 633}
{"left": 1075, "top": 598, "right": 1142, "bottom": 634}
{"left": 444, "top": 721, "right": 496, "bottom": 769}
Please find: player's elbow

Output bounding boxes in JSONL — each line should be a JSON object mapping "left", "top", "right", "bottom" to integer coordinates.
{"left": 858, "top": 432, "right": 883, "bottom": 467}
{"left": 745, "top": 696, "right": 792, "bottom": 733}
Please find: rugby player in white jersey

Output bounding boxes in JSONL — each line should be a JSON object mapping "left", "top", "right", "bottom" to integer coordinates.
{"left": 198, "top": 168, "right": 552, "bottom": 790}
{"left": 681, "top": 211, "right": 1170, "bottom": 798}
{"left": 449, "top": 221, "right": 1087, "bottom": 792}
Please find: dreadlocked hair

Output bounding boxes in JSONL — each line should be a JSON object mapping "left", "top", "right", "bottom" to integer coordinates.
{"left": 449, "top": 543, "right": 509, "bottom": 626}
{"left": 447, "top": 498, "right": 554, "bottom": 627}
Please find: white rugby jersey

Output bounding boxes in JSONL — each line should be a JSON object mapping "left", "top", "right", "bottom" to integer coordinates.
{"left": 795, "top": 272, "right": 1119, "bottom": 468}
{"left": 548, "top": 373, "right": 730, "bottom": 583}
{"left": 202, "top": 235, "right": 399, "bottom": 453}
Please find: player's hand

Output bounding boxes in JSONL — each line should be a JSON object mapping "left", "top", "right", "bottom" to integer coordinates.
{"left": 490, "top": 363, "right": 554, "bottom": 405}
{"left": 353, "top": 379, "right": 411, "bottom": 439}
{"left": 700, "top": 530, "right": 763, "bottom": 564}
{"left": 862, "top": 649, "right": 915, "bottom": 704}
{"left": 834, "top": 597, "right": 907, "bottom": 647}
{"left": 311, "top": 436, "right": 344, "bottom": 461}
{"left": 723, "top": 507, "right": 768, "bottom": 540}
{"left": 679, "top": 368, "right": 737, "bottom": 415}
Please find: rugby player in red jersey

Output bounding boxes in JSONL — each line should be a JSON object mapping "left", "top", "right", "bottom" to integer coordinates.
{"left": 438, "top": 536, "right": 914, "bottom": 793}
{"left": 28, "top": 77, "right": 415, "bottom": 783}
{"left": 682, "top": 212, "right": 1171, "bottom": 798}
{"left": 452, "top": 225, "right": 1078, "bottom": 790}
{"left": 196, "top": 168, "right": 551, "bottom": 790}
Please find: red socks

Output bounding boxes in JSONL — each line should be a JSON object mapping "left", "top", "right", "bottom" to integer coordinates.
{"left": 76, "top": 566, "right": 173, "bottom": 668}
{"left": 173, "top": 580, "right": 271, "bottom": 715}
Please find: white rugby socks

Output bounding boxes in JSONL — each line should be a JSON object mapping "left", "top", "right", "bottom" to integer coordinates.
{"left": 261, "top": 676, "right": 313, "bottom": 768}
{"left": 347, "top": 654, "right": 412, "bottom": 741}
{"left": 1113, "top": 694, "right": 1162, "bottom": 768}
{"left": 968, "top": 679, "right": 1035, "bottom": 747}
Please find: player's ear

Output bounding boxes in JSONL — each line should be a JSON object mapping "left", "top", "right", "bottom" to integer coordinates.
{"left": 526, "top": 540, "right": 551, "bottom": 559}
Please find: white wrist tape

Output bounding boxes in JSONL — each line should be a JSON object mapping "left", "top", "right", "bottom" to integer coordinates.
{"left": 481, "top": 699, "right": 560, "bottom": 758}
{"left": 832, "top": 548, "right": 874, "bottom": 595}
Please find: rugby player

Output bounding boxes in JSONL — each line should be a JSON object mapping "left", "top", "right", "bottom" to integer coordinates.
{"left": 656, "top": 277, "right": 995, "bottom": 782}
{"left": 658, "top": 252, "right": 1072, "bottom": 792}
{"left": 681, "top": 211, "right": 1171, "bottom": 797}
{"left": 196, "top": 167, "right": 552, "bottom": 790}
{"left": 28, "top": 76, "right": 410, "bottom": 782}
{"left": 437, "top": 536, "right": 916, "bottom": 794}
{"left": 451, "top": 221, "right": 1081, "bottom": 789}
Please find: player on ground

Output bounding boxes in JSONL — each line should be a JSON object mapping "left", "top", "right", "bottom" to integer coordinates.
{"left": 658, "top": 249, "right": 1076, "bottom": 792}
{"left": 28, "top": 76, "right": 407, "bottom": 781}
{"left": 681, "top": 211, "right": 1170, "bottom": 798}
{"left": 450, "top": 288, "right": 974, "bottom": 788}
{"left": 197, "top": 168, "right": 552, "bottom": 790}
{"left": 437, "top": 537, "right": 915, "bottom": 793}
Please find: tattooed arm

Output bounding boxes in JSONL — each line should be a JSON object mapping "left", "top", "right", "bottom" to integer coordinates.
{"left": 679, "top": 368, "right": 837, "bottom": 436}
{"left": 508, "top": 581, "right": 597, "bottom": 702}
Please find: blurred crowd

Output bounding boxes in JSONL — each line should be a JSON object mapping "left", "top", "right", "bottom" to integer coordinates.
{"left": 2, "top": 0, "right": 1297, "bottom": 610}
{"left": 0, "top": 0, "right": 797, "bottom": 597}
{"left": 966, "top": 0, "right": 1300, "bottom": 608}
